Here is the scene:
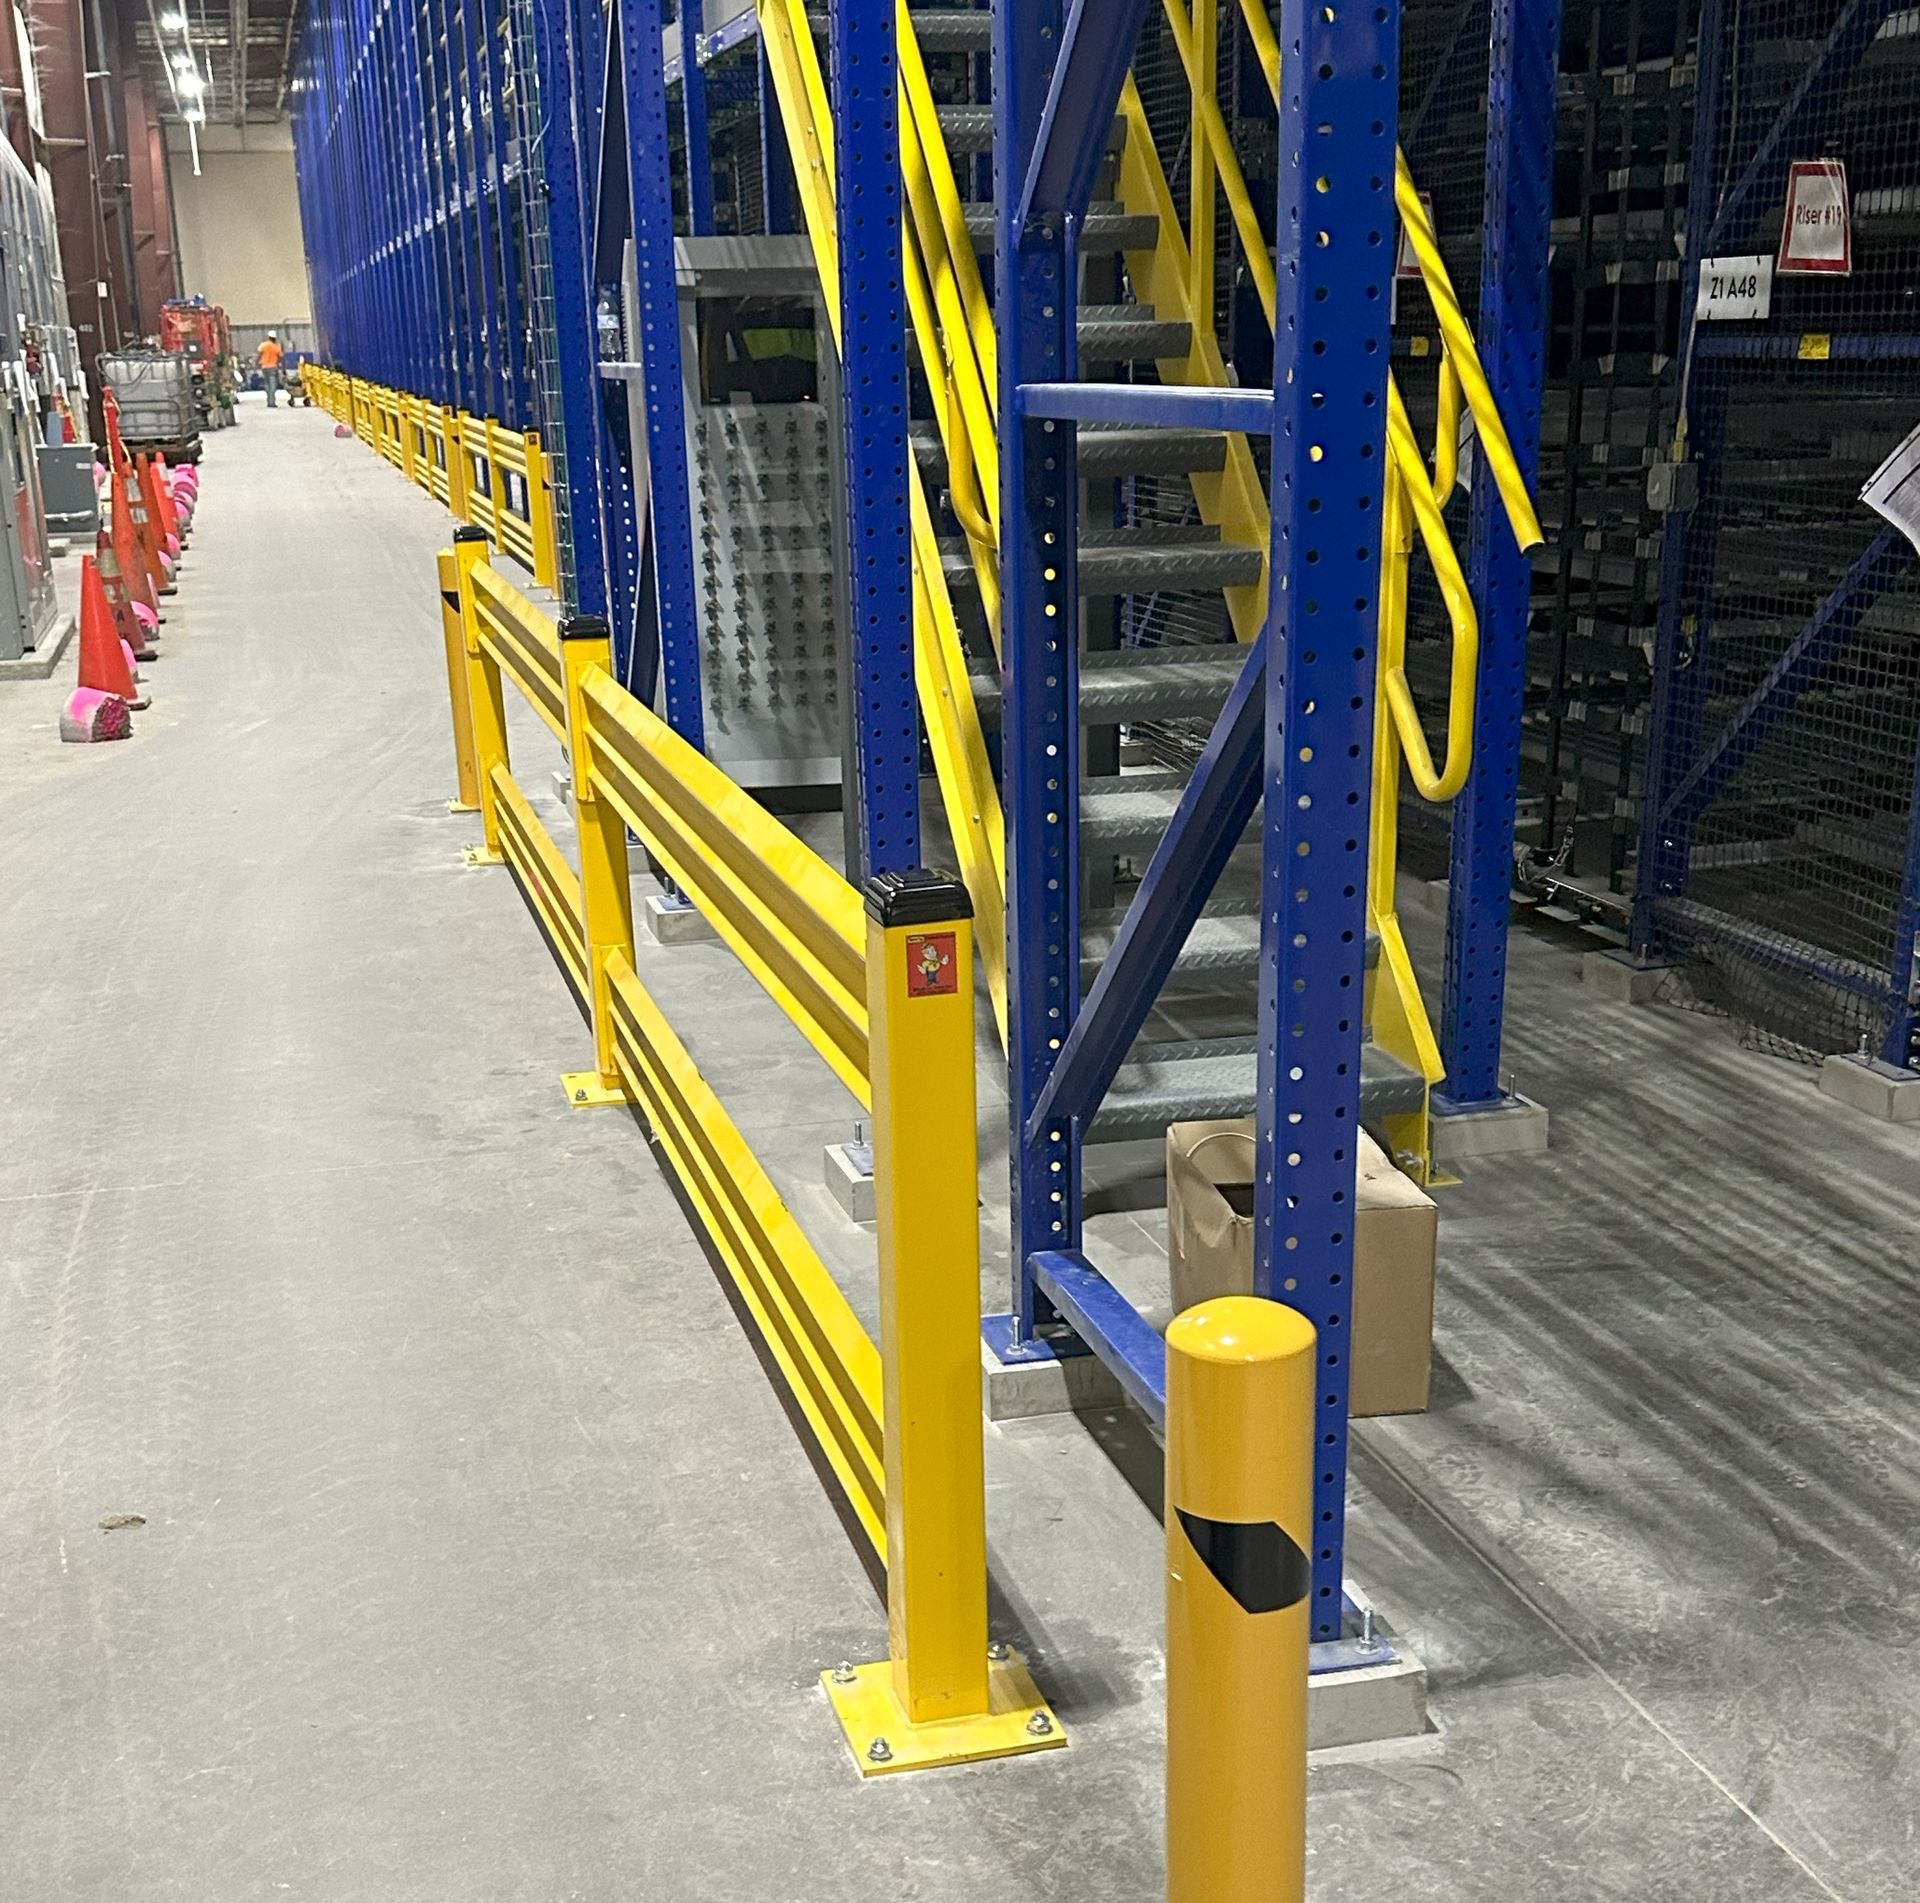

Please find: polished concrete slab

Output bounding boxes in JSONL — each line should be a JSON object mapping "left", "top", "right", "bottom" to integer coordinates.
{"left": 0, "top": 410, "right": 1911, "bottom": 1901}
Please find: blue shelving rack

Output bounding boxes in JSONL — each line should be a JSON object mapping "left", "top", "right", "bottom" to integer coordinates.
{"left": 1633, "top": 0, "right": 1920, "bottom": 1069}
{"left": 290, "top": 0, "right": 1575, "bottom": 1641}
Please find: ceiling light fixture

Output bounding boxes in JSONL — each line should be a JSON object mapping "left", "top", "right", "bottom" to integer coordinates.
{"left": 159, "top": 9, "right": 187, "bottom": 28}
{"left": 177, "top": 70, "right": 204, "bottom": 95}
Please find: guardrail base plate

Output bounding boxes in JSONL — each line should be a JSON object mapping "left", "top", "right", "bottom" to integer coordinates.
{"left": 561, "top": 1071, "right": 627, "bottom": 1109}
{"left": 462, "top": 845, "right": 503, "bottom": 867}
{"left": 446, "top": 798, "right": 481, "bottom": 815}
{"left": 822, "top": 1651, "right": 1067, "bottom": 1777}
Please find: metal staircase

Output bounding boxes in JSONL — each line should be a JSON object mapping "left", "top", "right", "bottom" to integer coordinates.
{"left": 758, "top": 0, "right": 1538, "bottom": 1173}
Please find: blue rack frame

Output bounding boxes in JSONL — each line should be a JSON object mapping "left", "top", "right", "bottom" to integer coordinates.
{"left": 987, "top": 0, "right": 1401, "bottom": 1644}
{"left": 292, "top": 0, "right": 1593, "bottom": 1647}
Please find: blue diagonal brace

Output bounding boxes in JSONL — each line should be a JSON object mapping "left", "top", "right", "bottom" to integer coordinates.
{"left": 1013, "top": 0, "right": 1155, "bottom": 236}
{"left": 1654, "top": 527, "right": 1913, "bottom": 831}
{"left": 1026, "top": 640, "right": 1265, "bottom": 1142}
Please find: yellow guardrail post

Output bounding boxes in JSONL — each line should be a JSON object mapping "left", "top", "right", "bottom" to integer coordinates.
{"left": 447, "top": 410, "right": 470, "bottom": 520}
{"left": 1165, "top": 1297, "right": 1316, "bottom": 1903}
{"left": 485, "top": 419, "right": 510, "bottom": 547}
{"left": 437, "top": 547, "right": 483, "bottom": 814}
{"left": 452, "top": 526, "right": 507, "bottom": 867}
{"left": 399, "top": 399, "right": 418, "bottom": 486}
{"left": 823, "top": 869, "right": 1064, "bottom": 1777}
{"left": 559, "top": 611, "right": 636, "bottom": 1108}
{"left": 526, "top": 431, "right": 559, "bottom": 591}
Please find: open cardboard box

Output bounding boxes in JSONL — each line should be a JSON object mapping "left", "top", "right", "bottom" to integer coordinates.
{"left": 1165, "top": 1120, "right": 1438, "bottom": 1417}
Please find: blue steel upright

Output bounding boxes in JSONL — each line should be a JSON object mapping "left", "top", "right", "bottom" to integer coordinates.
{"left": 612, "top": 0, "right": 705, "bottom": 742}
{"left": 995, "top": 0, "right": 1081, "bottom": 1339}
{"left": 831, "top": 0, "right": 919, "bottom": 878}
{"left": 528, "top": 0, "right": 614, "bottom": 614}
{"left": 1438, "top": 0, "right": 1562, "bottom": 1110}
{"left": 1253, "top": 0, "right": 1399, "bottom": 1642}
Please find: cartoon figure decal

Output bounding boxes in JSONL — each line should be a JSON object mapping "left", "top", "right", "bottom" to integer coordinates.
{"left": 905, "top": 931, "right": 959, "bottom": 998}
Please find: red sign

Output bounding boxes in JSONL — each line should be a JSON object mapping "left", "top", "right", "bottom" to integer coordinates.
{"left": 905, "top": 931, "right": 958, "bottom": 999}
{"left": 1778, "top": 159, "right": 1852, "bottom": 276}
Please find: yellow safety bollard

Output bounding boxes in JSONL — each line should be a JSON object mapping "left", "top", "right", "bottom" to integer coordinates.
{"left": 1165, "top": 1297, "right": 1317, "bottom": 1903}
{"left": 436, "top": 547, "right": 482, "bottom": 814}
{"left": 557, "top": 611, "right": 635, "bottom": 1108}
{"left": 822, "top": 869, "right": 1064, "bottom": 1776}
{"left": 451, "top": 526, "right": 507, "bottom": 867}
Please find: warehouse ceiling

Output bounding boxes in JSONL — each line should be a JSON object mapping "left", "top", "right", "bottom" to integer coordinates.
{"left": 129, "top": 0, "right": 304, "bottom": 126}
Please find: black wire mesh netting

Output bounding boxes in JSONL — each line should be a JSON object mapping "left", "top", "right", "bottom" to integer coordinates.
{"left": 1648, "top": 0, "right": 1920, "bottom": 1060}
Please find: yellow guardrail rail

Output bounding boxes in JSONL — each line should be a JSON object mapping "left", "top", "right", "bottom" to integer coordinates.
{"left": 437, "top": 536, "right": 1063, "bottom": 1776}
{"left": 304, "top": 366, "right": 558, "bottom": 592}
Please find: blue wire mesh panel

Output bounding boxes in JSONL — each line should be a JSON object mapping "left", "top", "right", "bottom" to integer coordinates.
{"left": 1641, "top": 0, "right": 1920, "bottom": 1063}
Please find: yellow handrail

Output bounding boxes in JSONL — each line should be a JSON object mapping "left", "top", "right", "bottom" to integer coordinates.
{"left": 1381, "top": 380, "right": 1477, "bottom": 803}
{"left": 756, "top": 0, "right": 1011, "bottom": 1041}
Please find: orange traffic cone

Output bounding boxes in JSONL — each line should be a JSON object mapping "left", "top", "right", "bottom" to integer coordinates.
{"left": 125, "top": 463, "right": 170, "bottom": 597}
{"left": 109, "top": 470, "right": 159, "bottom": 620}
{"left": 96, "top": 534, "right": 156, "bottom": 660}
{"left": 77, "top": 556, "right": 144, "bottom": 706}
{"left": 135, "top": 455, "right": 180, "bottom": 571}
{"left": 152, "top": 452, "right": 184, "bottom": 545}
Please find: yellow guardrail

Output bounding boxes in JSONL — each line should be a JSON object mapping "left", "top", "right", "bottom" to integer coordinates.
{"left": 304, "top": 366, "right": 558, "bottom": 592}
{"left": 437, "top": 538, "right": 1063, "bottom": 1776}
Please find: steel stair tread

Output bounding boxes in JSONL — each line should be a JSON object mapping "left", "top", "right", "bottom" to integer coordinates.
{"left": 1089, "top": 1042, "right": 1426, "bottom": 1143}
{"left": 1076, "top": 305, "right": 1191, "bottom": 361}
{"left": 968, "top": 643, "right": 1244, "bottom": 726}
{"left": 961, "top": 202, "right": 1159, "bottom": 254}
{"left": 1080, "top": 774, "right": 1249, "bottom": 853}
{"left": 912, "top": 419, "right": 1228, "bottom": 479}
{"left": 938, "top": 526, "right": 1262, "bottom": 597}
{"left": 809, "top": 7, "right": 992, "bottom": 50}
{"left": 937, "top": 104, "right": 1123, "bottom": 156}
{"left": 1078, "top": 907, "right": 1382, "bottom": 979}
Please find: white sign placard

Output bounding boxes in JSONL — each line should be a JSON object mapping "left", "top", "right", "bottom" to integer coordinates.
{"left": 1861, "top": 420, "right": 1920, "bottom": 556}
{"left": 1696, "top": 254, "right": 1773, "bottom": 320}
{"left": 1778, "top": 159, "right": 1852, "bottom": 276}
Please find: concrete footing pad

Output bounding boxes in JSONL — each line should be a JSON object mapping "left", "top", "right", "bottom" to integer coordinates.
{"left": 1582, "top": 948, "right": 1672, "bottom": 1003}
{"left": 823, "top": 1139, "right": 874, "bottom": 1223}
{"left": 980, "top": 1332, "right": 1124, "bottom": 1421}
{"left": 642, "top": 891, "right": 720, "bottom": 946}
{"left": 1430, "top": 1092, "right": 1549, "bottom": 1163}
{"left": 1309, "top": 1628, "right": 1430, "bottom": 1751}
{"left": 1819, "top": 1053, "right": 1920, "bottom": 1124}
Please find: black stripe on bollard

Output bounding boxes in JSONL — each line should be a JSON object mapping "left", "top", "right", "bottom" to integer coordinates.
{"left": 1176, "top": 1511, "right": 1310, "bottom": 1616}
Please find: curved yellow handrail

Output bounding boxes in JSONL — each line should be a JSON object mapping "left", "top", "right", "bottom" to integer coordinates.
{"left": 1381, "top": 380, "right": 1477, "bottom": 802}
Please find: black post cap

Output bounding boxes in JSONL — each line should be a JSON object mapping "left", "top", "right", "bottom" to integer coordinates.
{"left": 862, "top": 867, "right": 973, "bottom": 927}
{"left": 560, "top": 612, "right": 612, "bottom": 643}
{"left": 453, "top": 524, "right": 489, "bottom": 544}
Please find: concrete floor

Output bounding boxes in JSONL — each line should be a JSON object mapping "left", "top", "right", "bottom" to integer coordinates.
{"left": 1, "top": 404, "right": 1914, "bottom": 1901}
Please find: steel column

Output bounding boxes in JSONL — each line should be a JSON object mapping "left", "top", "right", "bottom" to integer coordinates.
{"left": 613, "top": 0, "right": 705, "bottom": 740}
{"left": 831, "top": 0, "right": 918, "bottom": 877}
{"left": 996, "top": 0, "right": 1081, "bottom": 1339}
{"left": 1439, "top": 0, "right": 1562, "bottom": 1109}
{"left": 1253, "top": 0, "right": 1398, "bottom": 1641}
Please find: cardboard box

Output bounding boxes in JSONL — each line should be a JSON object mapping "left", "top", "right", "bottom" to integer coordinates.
{"left": 1165, "top": 1120, "right": 1437, "bottom": 1418}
